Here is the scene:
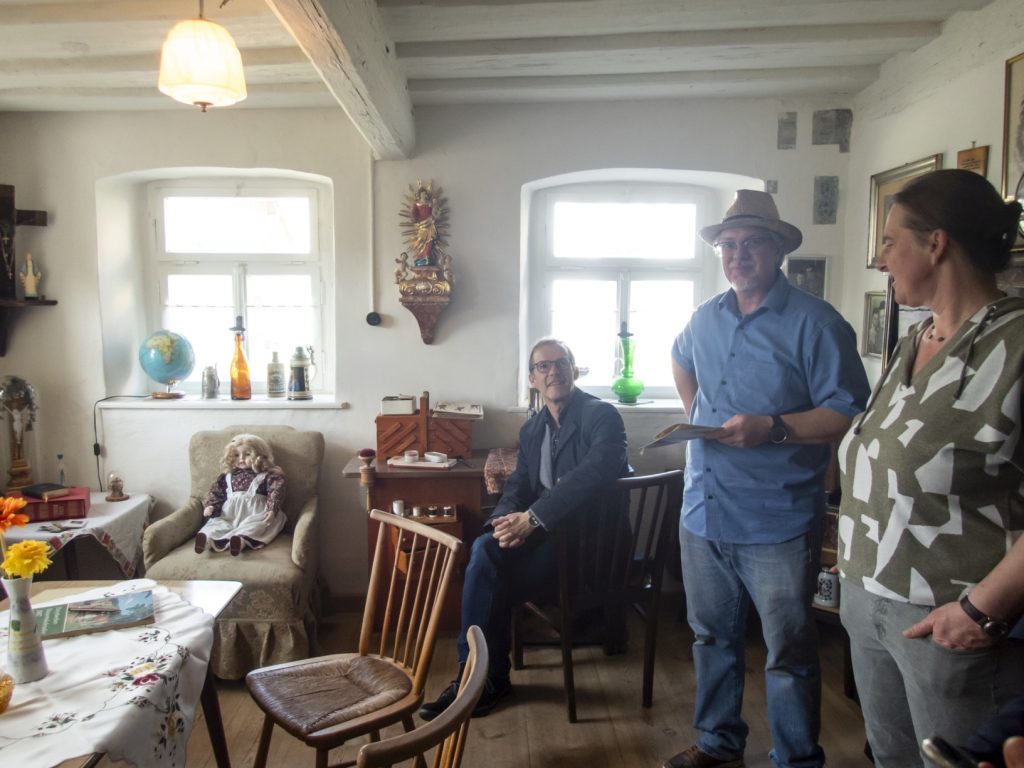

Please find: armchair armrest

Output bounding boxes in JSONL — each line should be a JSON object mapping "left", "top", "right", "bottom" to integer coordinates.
{"left": 143, "top": 498, "right": 205, "bottom": 570}
{"left": 290, "top": 496, "right": 319, "bottom": 571}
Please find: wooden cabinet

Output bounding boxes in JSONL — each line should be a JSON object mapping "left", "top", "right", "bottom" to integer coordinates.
{"left": 343, "top": 451, "right": 491, "bottom": 628}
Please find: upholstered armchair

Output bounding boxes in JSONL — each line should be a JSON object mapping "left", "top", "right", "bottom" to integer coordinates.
{"left": 142, "top": 425, "right": 325, "bottom": 680}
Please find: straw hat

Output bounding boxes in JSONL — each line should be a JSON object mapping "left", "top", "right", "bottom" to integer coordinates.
{"left": 699, "top": 190, "right": 803, "bottom": 255}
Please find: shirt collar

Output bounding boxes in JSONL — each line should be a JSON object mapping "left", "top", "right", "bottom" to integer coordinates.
{"left": 717, "top": 271, "right": 790, "bottom": 317}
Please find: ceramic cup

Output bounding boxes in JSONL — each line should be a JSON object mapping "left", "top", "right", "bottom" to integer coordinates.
{"left": 813, "top": 567, "right": 839, "bottom": 608}
{"left": 392, "top": 499, "right": 405, "bottom": 516}
{"left": 404, "top": 450, "right": 419, "bottom": 463}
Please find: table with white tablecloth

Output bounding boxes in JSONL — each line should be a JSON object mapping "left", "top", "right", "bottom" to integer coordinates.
{"left": 0, "top": 579, "right": 224, "bottom": 767}
{"left": 5, "top": 493, "right": 152, "bottom": 578}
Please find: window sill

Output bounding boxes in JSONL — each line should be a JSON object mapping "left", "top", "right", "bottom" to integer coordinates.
{"left": 507, "top": 398, "right": 684, "bottom": 415}
{"left": 97, "top": 394, "right": 349, "bottom": 411}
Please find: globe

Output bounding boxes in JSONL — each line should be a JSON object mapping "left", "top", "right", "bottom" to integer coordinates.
{"left": 139, "top": 330, "right": 195, "bottom": 398}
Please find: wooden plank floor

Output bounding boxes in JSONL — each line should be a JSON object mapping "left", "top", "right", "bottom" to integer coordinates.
{"left": 160, "top": 596, "right": 870, "bottom": 768}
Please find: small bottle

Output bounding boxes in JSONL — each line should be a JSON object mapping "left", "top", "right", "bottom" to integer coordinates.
{"left": 267, "top": 351, "right": 286, "bottom": 398}
{"left": 229, "top": 315, "right": 251, "bottom": 400}
{"left": 56, "top": 453, "right": 66, "bottom": 486}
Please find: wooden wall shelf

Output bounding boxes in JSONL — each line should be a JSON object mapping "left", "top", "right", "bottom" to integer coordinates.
{"left": 0, "top": 298, "right": 57, "bottom": 356}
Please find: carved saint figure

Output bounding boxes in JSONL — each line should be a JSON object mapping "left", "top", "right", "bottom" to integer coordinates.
{"left": 19, "top": 252, "right": 41, "bottom": 298}
{"left": 399, "top": 181, "right": 448, "bottom": 268}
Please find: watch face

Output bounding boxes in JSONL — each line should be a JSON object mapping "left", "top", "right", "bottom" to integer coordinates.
{"left": 983, "top": 619, "right": 1009, "bottom": 638}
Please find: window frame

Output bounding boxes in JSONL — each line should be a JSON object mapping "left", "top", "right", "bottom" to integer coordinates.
{"left": 527, "top": 180, "right": 719, "bottom": 400}
{"left": 147, "top": 178, "right": 330, "bottom": 395}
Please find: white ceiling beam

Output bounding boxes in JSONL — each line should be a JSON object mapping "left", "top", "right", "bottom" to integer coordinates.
{"left": 264, "top": 0, "right": 414, "bottom": 159}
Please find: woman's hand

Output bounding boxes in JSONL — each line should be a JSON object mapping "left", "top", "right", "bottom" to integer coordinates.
{"left": 980, "top": 736, "right": 1024, "bottom": 768}
{"left": 903, "top": 600, "right": 996, "bottom": 650}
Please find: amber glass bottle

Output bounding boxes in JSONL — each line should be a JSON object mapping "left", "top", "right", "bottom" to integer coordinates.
{"left": 229, "top": 315, "right": 251, "bottom": 400}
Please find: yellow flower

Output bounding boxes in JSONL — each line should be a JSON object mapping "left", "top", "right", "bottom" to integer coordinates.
{"left": 0, "top": 496, "right": 29, "bottom": 533}
{"left": 1, "top": 540, "right": 52, "bottom": 579}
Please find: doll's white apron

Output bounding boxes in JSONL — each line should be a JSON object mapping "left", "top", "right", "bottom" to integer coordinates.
{"left": 201, "top": 470, "right": 285, "bottom": 549}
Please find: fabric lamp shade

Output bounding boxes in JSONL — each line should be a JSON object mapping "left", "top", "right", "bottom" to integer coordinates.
{"left": 158, "top": 18, "right": 247, "bottom": 109}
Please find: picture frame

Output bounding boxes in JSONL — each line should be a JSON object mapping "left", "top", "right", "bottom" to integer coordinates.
{"left": 880, "top": 277, "right": 931, "bottom": 367}
{"left": 1001, "top": 50, "right": 1024, "bottom": 255}
{"left": 862, "top": 291, "right": 886, "bottom": 358}
{"left": 785, "top": 255, "right": 827, "bottom": 300}
{"left": 866, "top": 154, "right": 943, "bottom": 268}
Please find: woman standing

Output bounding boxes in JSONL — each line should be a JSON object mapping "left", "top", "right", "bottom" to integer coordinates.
{"left": 838, "top": 169, "right": 1024, "bottom": 766}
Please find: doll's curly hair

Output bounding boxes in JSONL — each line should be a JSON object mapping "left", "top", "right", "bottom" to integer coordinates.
{"left": 218, "top": 434, "right": 283, "bottom": 475}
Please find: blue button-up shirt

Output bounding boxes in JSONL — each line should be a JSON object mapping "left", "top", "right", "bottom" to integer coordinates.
{"left": 671, "top": 274, "right": 869, "bottom": 543}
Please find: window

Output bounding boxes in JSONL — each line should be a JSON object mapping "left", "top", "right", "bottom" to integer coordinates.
{"left": 150, "top": 180, "right": 328, "bottom": 394}
{"left": 528, "top": 181, "right": 717, "bottom": 400}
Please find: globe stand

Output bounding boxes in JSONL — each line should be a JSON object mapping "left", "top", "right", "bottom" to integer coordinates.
{"left": 150, "top": 382, "right": 185, "bottom": 399}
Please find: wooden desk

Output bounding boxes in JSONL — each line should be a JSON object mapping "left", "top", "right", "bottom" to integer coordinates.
{"left": 343, "top": 452, "right": 489, "bottom": 628}
{"left": 2, "top": 579, "right": 240, "bottom": 768}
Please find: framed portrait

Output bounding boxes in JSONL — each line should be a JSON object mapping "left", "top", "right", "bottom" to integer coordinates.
{"left": 862, "top": 291, "right": 886, "bottom": 358}
{"left": 785, "top": 255, "right": 827, "bottom": 300}
{"left": 866, "top": 154, "right": 943, "bottom": 268}
{"left": 1001, "top": 50, "right": 1024, "bottom": 255}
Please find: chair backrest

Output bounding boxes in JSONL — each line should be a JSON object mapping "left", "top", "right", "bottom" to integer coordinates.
{"left": 187, "top": 425, "right": 325, "bottom": 530}
{"left": 362, "top": 509, "right": 463, "bottom": 696}
{"left": 567, "top": 469, "right": 683, "bottom": 598}
{"left": 355, "top": 625, "right": 488, "bottom": 768}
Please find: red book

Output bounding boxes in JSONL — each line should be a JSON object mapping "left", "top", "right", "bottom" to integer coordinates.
{"left": 16, "top": 486, "right": 91, "bottom": 522}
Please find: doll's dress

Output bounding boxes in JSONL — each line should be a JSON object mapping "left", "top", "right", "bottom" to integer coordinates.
{"left": 199, "top": 470, "right": 286, "bottom": 551}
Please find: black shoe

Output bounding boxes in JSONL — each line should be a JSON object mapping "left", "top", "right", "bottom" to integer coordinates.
{"left": 418, "top": 679, "right": 459, "bottom": 721}
{"left": 470, "top": 677, "right": 511, "bottom": 718}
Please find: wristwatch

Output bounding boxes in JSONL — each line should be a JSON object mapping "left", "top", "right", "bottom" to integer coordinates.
{"left": 527, "top": 510, "right": 542, "bottom": 528}
{"left": 960, "top": 595, "right": 1010, "bottom": 639}
{"left": 769, "top": 415, "right": 789, "bottom": 444}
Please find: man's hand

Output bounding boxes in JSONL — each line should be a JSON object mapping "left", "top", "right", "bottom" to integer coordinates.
{"left": 903, "top": 601, "right": 996, "bottom": 650}
{"left": 492, "top": 511, "right": 535, "bottom": 549}
{"left": 711, "top": 414, "right": 772, "bottom": 448}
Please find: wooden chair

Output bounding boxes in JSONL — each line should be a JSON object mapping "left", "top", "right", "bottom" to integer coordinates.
{"left": 245, "top": 509, "right": 463, "bottom": 768}
{"left": 512, "top": 469, "right": 683, "bottom": 722}
{"left": 355, "top": 625, "right": 488, "bottom": 768}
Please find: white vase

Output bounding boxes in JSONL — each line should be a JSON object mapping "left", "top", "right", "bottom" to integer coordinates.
{"left": 2, "top": 576, "right": 48, "bottom": 683}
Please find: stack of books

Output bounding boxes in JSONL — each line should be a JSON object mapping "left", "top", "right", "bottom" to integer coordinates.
{"left": 15, "top": 485, "right": 91, "bottom": 521}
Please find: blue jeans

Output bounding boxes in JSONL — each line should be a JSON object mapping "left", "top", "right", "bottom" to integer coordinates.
{"left": 680, "top": 527, "right": 824, "bottom": 768}
{"left": 840, "top": 579, "right": 1024, "bottom": 768}
{"left": 456, "top": 528, "right": 558, "bottom": 680}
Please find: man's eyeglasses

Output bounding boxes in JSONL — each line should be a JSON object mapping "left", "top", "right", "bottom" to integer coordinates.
{"left": 530, "top": 357, "right": 572, "bottom": 374}
{"left": 713, "top": 235, "right": 777, "bottom": 255}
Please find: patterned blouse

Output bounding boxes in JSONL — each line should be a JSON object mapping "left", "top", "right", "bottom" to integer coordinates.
{"left": 838, "top": 297, "right": 1024, "bottom": 606}
{"left": 203, "top": 466, "right": 286, "bottom": 516}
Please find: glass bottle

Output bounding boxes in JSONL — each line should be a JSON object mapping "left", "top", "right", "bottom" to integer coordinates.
{"left": 267, "top": 351, "right": 286, "bottom": 398}
{"left": 611, "top": 321, "right": 644, "bottom": 405}
{"left": 56, "top": 453, "right": 66, "bottom": 485}
{"left": 229, "top": 315, "right": 251, "bottom": 400}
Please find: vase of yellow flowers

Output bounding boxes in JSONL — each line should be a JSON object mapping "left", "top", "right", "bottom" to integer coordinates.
{"left": 1, "top": 495, "right": 52, "bottom": 684}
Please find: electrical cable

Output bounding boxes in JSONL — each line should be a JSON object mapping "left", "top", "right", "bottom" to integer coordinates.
{"left": 92, "top": 395, "right": 148, "bottom": 490}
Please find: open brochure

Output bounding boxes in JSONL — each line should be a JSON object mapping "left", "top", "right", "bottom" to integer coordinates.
{"left": 640, "top": 423, "right": 722, "bottom": 454}
{"left": 432, "top": 401, "right": 484, "bottom": 419}
{"left": 34, "top": 590, "right": 155, "bottom": 639}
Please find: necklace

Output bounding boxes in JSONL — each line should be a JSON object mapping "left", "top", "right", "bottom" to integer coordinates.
{"left": 925, "top": 326, "right": 946, "bottom": 342}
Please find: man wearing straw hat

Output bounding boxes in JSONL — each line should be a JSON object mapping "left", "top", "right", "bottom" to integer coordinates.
{"left": 664, "top": 191, "right": 869, "bottom": 768}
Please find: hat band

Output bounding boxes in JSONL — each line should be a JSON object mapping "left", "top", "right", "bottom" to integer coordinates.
{"left": 722, "top": 213, "right": 772, "bottom": 224}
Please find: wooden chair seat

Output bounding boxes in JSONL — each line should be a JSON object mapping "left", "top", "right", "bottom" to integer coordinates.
{"left": 247, "top": 654, "right": 414, "bottom": 738}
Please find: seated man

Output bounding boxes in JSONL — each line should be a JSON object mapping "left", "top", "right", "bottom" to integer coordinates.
{"left": 419, "top": 337, "right": 629, "bottom": 720}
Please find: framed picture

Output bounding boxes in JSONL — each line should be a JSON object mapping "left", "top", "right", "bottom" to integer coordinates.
{"left": 880, "top": 277, "right": 931, "bottom": 367}
{"left": 862, "top": 291, "right": 886, "bottom": 358}
{"left": 1001, "top": 50, "right": 1024, "bottom": 255}
{"left": 866, "top": 154, "right": 943, "bottom": 268}
{"left": 786, "top": 255, "right": 827, "bottom": 300}
{"left": 956, "top": 145, "right": 989, "bottom": 176}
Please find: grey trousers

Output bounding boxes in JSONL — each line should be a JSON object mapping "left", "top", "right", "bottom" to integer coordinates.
{"left": 840, "top": 579, "right": 1024, "bottom": 767}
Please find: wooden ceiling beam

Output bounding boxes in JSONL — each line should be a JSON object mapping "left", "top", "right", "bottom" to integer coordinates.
{"left": 265, "top": 0, "right": 414, "bottom": 159}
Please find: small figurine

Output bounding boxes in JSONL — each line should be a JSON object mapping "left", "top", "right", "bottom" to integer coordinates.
{"left": 105, "top": 471, "right": 128, "bottom": 502}
{"left": 19, "top": 252, "right": 41, "bottom": 298}
{"left": 194, "top": 433, "right": 287, "bottom": 556}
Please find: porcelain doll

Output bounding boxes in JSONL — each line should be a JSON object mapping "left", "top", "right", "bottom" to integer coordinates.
{"left": 194, "top": 433, "right": 286, "bottom": 556}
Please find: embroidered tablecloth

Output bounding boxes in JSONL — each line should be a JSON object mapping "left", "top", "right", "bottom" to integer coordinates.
{"left": 483, "top": 447, "right": 518, "bottom": 495}
{"left": 0, "top": 579, "right": 214, "bottom": 767}
{"left": 5, "top": 493, "right": 152, "bottom": 577}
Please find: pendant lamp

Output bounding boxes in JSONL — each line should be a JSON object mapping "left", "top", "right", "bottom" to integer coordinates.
{"left": 158, "top": 0, "right": 247, "bottom": 111}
